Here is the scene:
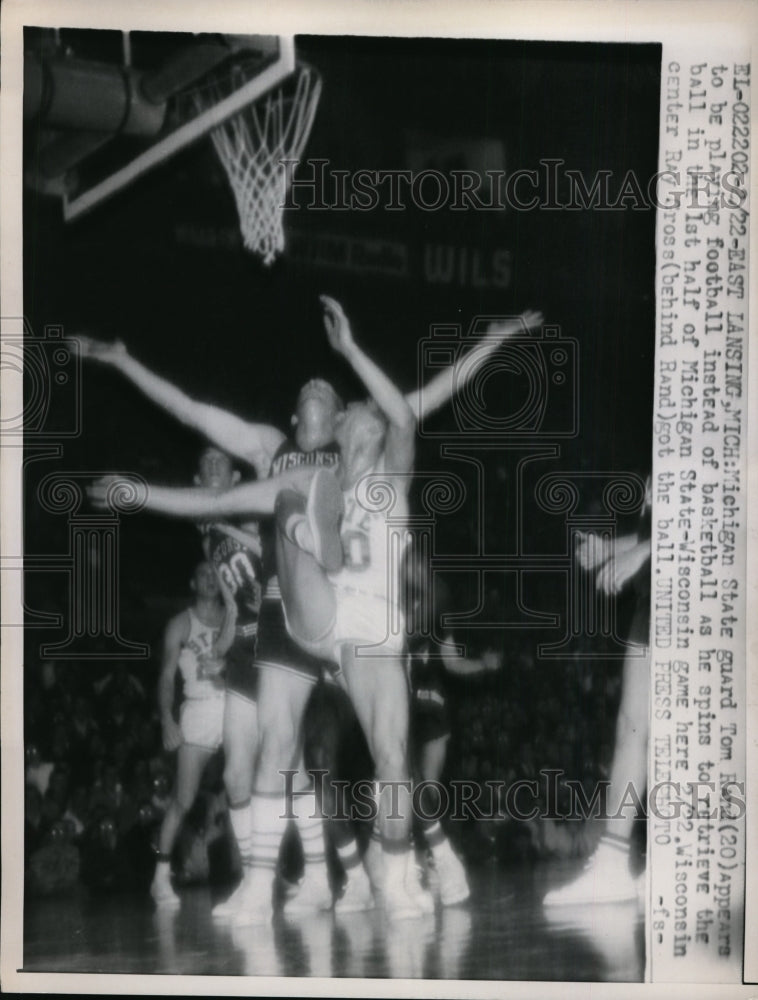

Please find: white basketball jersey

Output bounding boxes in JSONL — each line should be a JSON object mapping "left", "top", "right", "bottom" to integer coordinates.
{"left": 177, "top": 609, "right": 221, "bottom": 699}
{"left": 329, "top": 461, "right": 409, "bottom": 604}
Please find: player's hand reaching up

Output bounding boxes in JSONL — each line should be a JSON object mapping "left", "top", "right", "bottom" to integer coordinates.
{"left": 320, "top": 295, "right": 355, "bottom": 356}
{"left": 87, "top": 474, "right": 147, "bottom": 512}
{"left": 78, "top": 335, "right": 129, "bottom": 365}
{"left": 161, "top": 716, "right": 183, "bottom": 752}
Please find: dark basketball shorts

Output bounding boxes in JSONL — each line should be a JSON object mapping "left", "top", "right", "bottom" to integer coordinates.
{"left": 255, "top": 598, "right": 329, "bottom": 684}
{"left": 224, "top": 633, "right": 259, "bottom": 702}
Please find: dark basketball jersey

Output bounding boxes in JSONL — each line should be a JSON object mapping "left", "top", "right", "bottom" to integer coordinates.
{"left": 200, "top": 522, "right": 264, "bottom": 637}
{"left": 269, "top": 438, "right": 340, "bottom": 478}
{"left": 410, "top": 642, "right": 449, "bottom": 715}
{"left": 263, "top": 438, "right": 340, "bottom": 593}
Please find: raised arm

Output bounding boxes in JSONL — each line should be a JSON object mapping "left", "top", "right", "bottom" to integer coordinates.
{"left": 87, "top": 465, "right": 317, "bottom": 520}
{"left": 79, "top": 336, "right": 285, "bottom": 477}
{"left": 212, "top": 575, "right": 238, "bottom": 659}
{"left": 320, "top": 295, "right": 415, "bottom": 476}
{"left": 406, "top": 309, "right": 544, "bottom": 421}
{"left": 158, "top": 613, "right": 187, "bottom": 751}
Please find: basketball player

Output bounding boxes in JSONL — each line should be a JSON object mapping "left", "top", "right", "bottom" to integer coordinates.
{"left": 543, "top": 475, "right": 651, "bottom": 906}
{"left": 259, "top": 295, "right": 428, "bottom": 919}
{"left": 192, "top": 445, "right": 267, "bottom": 912}
{"left": 84, "top": 302, "right": 544, "bottom": 919}
{"left": 80, "top": 338, "right": 342, "bottom": 919}
{"left": 89, "top": 314, "right": 420, "bottom": 917}
{"left": 403, "top": 544, "right": 503, "bottom": 907}
{"left": 151, "top": 561, "right": 226, "bottom": 906}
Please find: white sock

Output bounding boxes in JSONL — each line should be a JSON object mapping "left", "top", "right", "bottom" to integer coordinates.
{"left": 292, "top": 789, "right": 328, "bottom": 880}
{"left": 229, "top": 800, "right": 253, "bottom": 870}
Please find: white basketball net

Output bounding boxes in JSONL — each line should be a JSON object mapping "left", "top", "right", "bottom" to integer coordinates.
{"left": 203, "top": 65, "right": 322, "bottom": 265}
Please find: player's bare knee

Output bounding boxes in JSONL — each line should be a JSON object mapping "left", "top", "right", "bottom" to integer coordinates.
{"left": 174, "top": 793, "right": 194, "bottom": 815}
{"left": 258, "top": 719, "right": 297, "bottom": 773}
{"left": 373, "top": 742, "right": 407, "bottom": 782}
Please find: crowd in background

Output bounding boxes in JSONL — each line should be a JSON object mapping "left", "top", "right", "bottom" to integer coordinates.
{"left": 23, "top": 607, "right": 627, "bottom": 898}
{"left": 24, "top": 659, "right": 235, "bottom": 897}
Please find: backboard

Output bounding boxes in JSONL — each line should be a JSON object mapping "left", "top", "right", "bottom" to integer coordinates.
{"left": 23, "top": 29, "right": 295, "bottom": 221}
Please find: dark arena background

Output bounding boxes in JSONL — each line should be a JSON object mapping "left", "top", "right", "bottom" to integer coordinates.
{"left": 21, "top": 28, "right": 660, "bottom": 983}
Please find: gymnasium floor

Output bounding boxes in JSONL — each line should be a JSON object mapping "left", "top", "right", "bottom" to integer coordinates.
{"left": 22, "top": 861, "right": 645, "bottom": 983}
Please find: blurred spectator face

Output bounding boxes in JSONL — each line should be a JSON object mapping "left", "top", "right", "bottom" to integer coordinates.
{"left": 137, "top": 801, "right": 157, "bottom": 827}
{"left": 153, "top": 773, "right": 171, "bottom": 800}
{"left": 26, "top": 744, "right": 42, "bottom": 768}
{"left": 47, "top": 820, "right": 69, "bottom": 845}
{"left": 96, "top": 815, "right": 118, "bottom": 851}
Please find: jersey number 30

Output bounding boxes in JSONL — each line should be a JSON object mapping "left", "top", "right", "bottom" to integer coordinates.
{"left": 219, "top": 551, "right": 258, "bottom": 592}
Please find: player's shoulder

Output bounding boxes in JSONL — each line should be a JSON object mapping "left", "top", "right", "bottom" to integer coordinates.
{"left": 166, "top": 607, "right": 192, "bottom": 643}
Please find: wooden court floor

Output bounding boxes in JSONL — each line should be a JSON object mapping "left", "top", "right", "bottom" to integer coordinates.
{"left": 22, "top": 860, "right": 645, "bottom": 983}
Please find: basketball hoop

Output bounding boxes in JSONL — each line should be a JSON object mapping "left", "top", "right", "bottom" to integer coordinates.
{"left": 192, "top": 61, "right": 322, "bottom": 265}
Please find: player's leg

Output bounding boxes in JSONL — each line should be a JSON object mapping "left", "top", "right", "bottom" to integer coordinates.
{"left": 416, "top": 732, "right": 469, "bottom": 906}
{"left": 273, "top": 472, "right": 342, "bottom": 645}
{"left": 543, "top": 644, "right": 649, "bottom": 906}
{"left": 212, "top": 689, "right": 260, "bottom": 917}
{"left": 283, "top": 740, "right": 333, "bottom": 915}
{"left": 235, "top": 664, "right": 317, "bottom": 923}
{"left": 340, "top": 645, "right": 431, "bottom": 918}
{"left": 152, "top": 738, "right": 213, "bottom": 905}
{"left": 305, "top": 681, "right": 374, "bottom": 913}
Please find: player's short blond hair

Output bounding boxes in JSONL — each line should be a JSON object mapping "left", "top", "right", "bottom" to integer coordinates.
{"left": 296, "top": 378, "right": 344, "bottom": 413}
{"left": 337, "top": 399, "right": 386, "bottom": 448}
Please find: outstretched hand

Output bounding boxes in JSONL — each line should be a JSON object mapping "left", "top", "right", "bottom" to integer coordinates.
{"left": 575, "top": 530, "right": 611, "bottom": 571}
{"left": 78, "top": 335, "right": 129, "bottom": 365}
{"left": 320, "top": 295, "right": 355, "bottom": 356}
{"left": 87, "top": 474, "right": 146, "bottom": 511}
